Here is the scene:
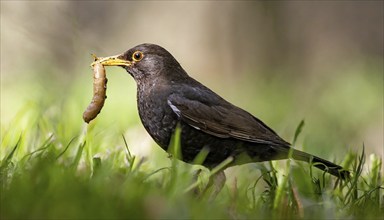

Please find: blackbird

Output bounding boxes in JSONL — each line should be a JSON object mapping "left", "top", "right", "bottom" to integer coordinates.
{"left": 95, "top": 43, "right": 349, "bottom": 179}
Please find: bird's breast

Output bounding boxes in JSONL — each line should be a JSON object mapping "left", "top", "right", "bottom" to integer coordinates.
{"left": 136, "top": 85, "right": 178, "bottom": 149}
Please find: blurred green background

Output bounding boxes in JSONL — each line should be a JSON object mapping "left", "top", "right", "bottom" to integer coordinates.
{"left": 1, "top": 1, "right": 382, "bottom": 164}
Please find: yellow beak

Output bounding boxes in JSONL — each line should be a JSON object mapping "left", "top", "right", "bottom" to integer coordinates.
{"left": 91, "top": 54, "right": 131, "bottom": 67}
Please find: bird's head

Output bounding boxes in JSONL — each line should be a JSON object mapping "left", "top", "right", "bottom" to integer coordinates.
{"left": 93, "top": 43, "right": 187, "bottom": 83}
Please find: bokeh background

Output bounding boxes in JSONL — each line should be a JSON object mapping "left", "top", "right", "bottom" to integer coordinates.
{"left": 1, "top": 2, "right": 383, "bottom": 164}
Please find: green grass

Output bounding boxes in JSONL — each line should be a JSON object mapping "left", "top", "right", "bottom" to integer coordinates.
{"left": 1, "top": 103, "right": 383, "bottom": 219}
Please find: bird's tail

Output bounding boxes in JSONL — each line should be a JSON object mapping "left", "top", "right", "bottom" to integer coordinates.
{"left": 292, "top": 148, "right": 350, "bottom": 179}
{"left": 273, "top": 146, "right": 350, "bottom": 179}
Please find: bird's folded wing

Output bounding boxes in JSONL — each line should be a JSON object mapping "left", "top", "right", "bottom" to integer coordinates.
{"left": 167, "top": 93, "right": 290, "bottom": 146}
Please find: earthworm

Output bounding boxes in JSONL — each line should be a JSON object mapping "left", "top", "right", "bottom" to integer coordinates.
{"left": 83, "top": 62, "right": 107, "bottom": 123}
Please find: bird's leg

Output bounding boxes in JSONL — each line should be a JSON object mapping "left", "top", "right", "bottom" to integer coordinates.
{"left": 195, "top": 156, "right": 234, "bottom": 200}
{"left": 200, "top": 170, "right": 226, "bottom": 201}
{"left": 191, "top": 169, "right": 203, "bottom": 195}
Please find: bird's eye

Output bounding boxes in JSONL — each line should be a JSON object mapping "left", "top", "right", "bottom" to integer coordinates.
{"left": 132, "top": 51, "right": 144, "bottom": 62}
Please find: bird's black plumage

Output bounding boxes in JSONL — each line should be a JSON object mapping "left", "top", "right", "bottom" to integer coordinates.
{"left": 98, "top": 43, "right": 349, "bottom": 179}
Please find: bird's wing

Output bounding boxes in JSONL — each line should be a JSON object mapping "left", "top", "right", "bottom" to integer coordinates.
{"left": 167, "top": 92, "right": 290, "bottom": 147}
